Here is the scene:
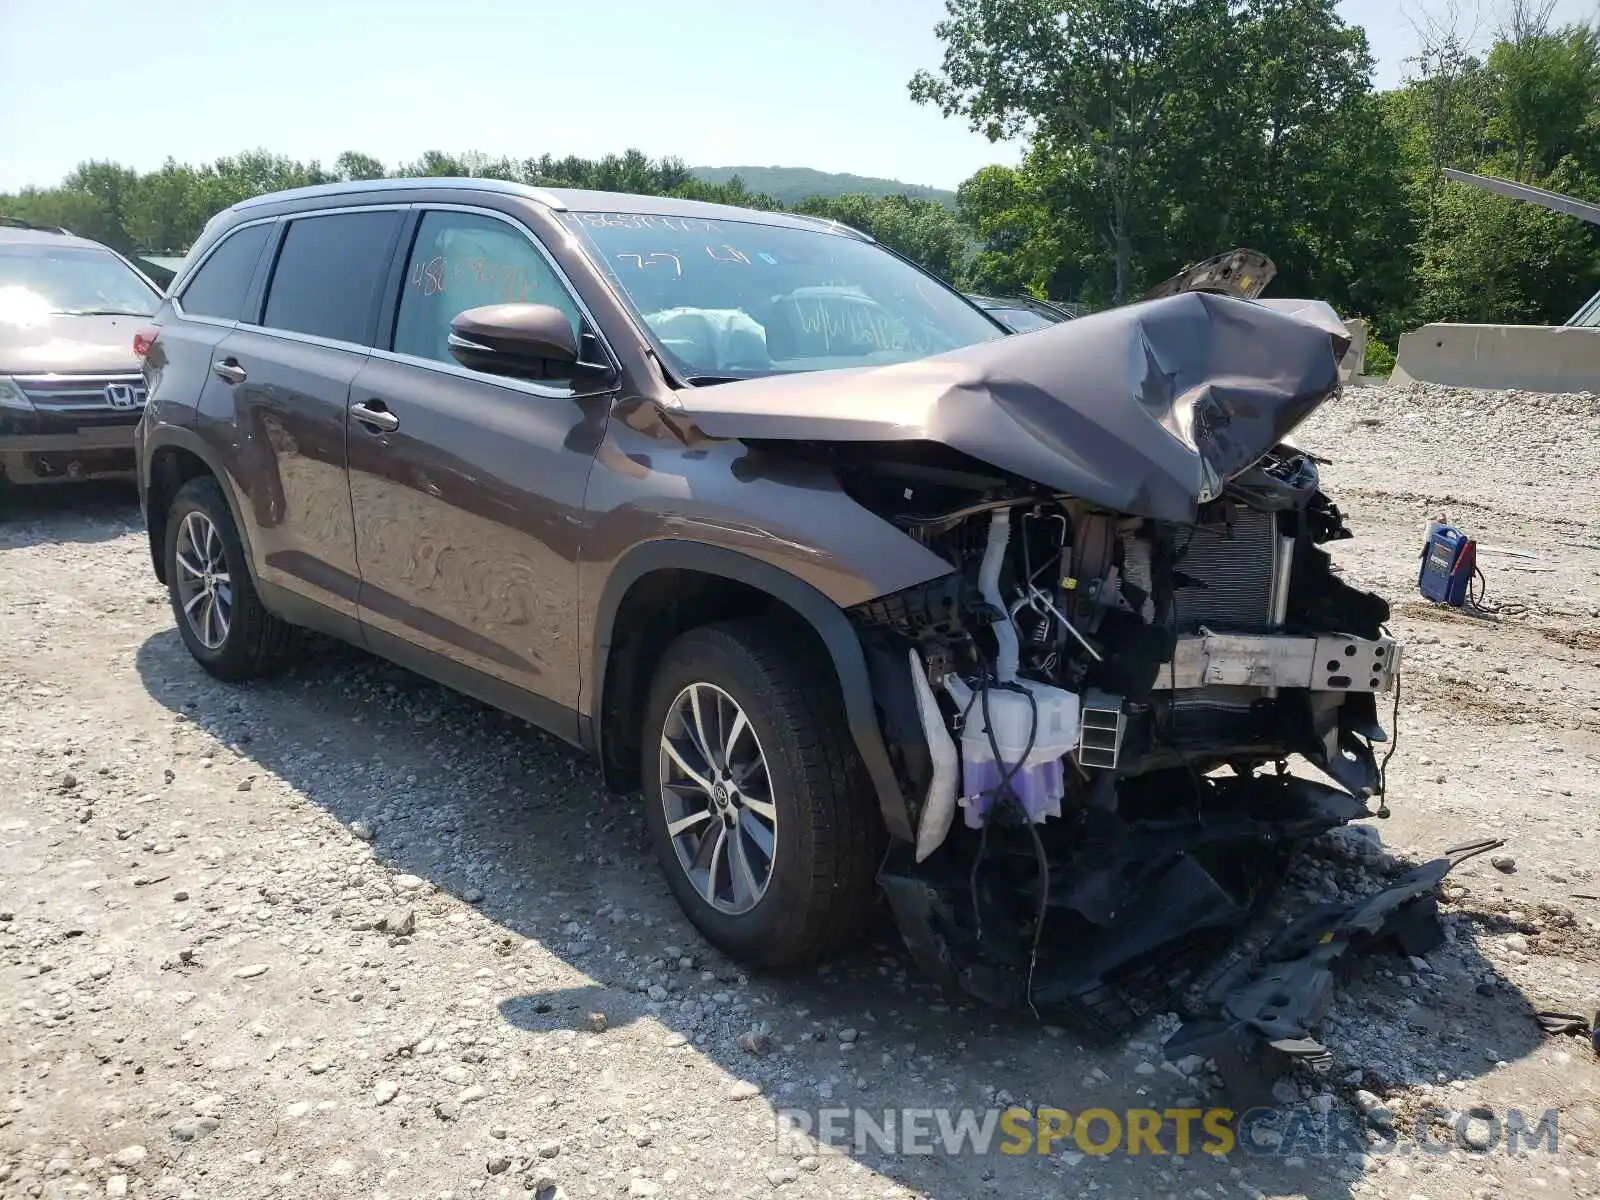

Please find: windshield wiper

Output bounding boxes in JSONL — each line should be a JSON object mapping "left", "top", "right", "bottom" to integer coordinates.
{"left": 56, "top": 308, "right": 153, "bottom": 317}
{"left": 682, "top": 375, "right": 749, "bottom": 387}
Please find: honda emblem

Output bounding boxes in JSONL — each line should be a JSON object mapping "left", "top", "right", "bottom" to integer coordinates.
{"left": 105, "top": 383, "right": 145, "bottom": 409}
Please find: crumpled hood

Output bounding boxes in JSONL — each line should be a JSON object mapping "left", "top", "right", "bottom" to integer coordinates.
{"left": 668, "top": 292, "right": 1350, "bottom": 523}
{"left": 0, "top": 311, "right": 145, "bottom": 375}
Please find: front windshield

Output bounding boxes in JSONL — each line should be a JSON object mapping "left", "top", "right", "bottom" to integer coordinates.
{"left": 0, "top": 244, "right": 161, "bottom": 319}
{"left": 563, "top": 211, "right": 1003, "bottom": 381}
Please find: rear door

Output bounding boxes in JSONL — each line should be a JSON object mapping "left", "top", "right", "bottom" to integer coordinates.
{"left": 206, "top": 207, "right": 406, "bottom": 621}
{"left": 346, "top": 205, "right": 618, "bottom": 730}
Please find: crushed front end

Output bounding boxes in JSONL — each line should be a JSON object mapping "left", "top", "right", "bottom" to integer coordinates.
{"left": 676, "top": 291, "right": 1437, "bottom": 1084}
{"left": 843, "top": 441, "right": 1407, "bottom": 1053}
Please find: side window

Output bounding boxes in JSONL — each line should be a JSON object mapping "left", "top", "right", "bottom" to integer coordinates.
{"left": 178, "top": 223, "right": 271, "bottom": 321}
{"left": 261, "top": 210, "right": 402, "bottom": 345}
{"left": 393, "top": 210, "right": 582, "bottom": 367}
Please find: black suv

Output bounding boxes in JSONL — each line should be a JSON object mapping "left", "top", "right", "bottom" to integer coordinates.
{"left": 0, "top": 218, "right": 161, "bottom": 487}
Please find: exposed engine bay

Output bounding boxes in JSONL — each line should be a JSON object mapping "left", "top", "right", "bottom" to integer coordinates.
{"left": 672, "top": 290, "right": 1452, "bottom": 1092}
{"left": 838, "top": 438, "right": 1435, "bottom": 1091}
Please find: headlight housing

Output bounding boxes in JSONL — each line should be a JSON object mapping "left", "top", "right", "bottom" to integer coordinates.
{"left": 0, "top": 376, "right": 36, "bottom": 413}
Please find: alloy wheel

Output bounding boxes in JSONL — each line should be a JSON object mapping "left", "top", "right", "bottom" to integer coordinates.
{"left": 173, "top": 511, "right": 233, "bottom": 650}
{"left": 657, "top": 682, "right": 778, "bottom": 915}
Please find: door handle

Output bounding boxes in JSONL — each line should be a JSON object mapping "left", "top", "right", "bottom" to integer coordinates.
{"left": 349, "top": 400, "right": 400, "bottom": 433}
{"left": 212, "top": 359, "right": 247, "bottom": 385}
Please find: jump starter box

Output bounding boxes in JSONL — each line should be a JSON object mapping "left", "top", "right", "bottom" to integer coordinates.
{"left": 1418, "top": 522, "right": 1476, "bottom": 607}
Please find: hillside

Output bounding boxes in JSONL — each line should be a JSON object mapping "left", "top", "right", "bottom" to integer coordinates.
{"left": 690, "top": 165, "right": 956, "bottom": 207}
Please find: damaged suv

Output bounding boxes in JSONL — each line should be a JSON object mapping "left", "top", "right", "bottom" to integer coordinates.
{"left": 136, "top": 180, "right": 1407, "bottom": 1056}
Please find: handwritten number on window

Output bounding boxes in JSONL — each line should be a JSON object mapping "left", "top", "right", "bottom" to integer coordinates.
{"left": 616, "top": 252, "right": 683, "bottom": 276}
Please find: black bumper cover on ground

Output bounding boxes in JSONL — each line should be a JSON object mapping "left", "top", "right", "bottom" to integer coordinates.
{"left": 880, "top": 773, "right": 1490, "bottom": 1099}
{"left": 1162, "top": 838, "right": 1501, "bottom": 1105}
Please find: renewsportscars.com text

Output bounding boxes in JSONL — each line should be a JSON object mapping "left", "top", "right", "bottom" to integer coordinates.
{"left": 775, "top": 1105, "right": 1562, "bottom": 1159}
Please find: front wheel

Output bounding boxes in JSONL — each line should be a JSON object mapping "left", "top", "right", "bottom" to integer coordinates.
{"left": 164, "top": 475, "right": 296, "bottom": 680}
{"left": 641, "top": 620, "right": 882, "bottom": 967}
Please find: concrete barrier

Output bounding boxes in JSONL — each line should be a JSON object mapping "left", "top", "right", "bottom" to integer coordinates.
{"left": 1339, "top": 318, "right": 1368, "bottom": 382}
{"left": 1392, "top": 322, "right": 1600, "bottom": 392}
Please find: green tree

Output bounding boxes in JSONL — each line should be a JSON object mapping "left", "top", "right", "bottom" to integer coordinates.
{"left": 912, "top": 0, "right": 1236, "bottom": 301}
{"left": 1486, "top": 20, "right": 1600, "bottom": 180}
{"left": 335, "top": 151, "right": 388, "bottom": 181}
{"left": 794, "top": 193, "right": 970, "bottom": 281}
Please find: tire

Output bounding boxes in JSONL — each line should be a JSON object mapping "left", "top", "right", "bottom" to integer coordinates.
{"left": 641, "top": 620, "right": 883, "bottom": 968}
{"left": 164, "top": 475, "right": 296, "bottom": 680}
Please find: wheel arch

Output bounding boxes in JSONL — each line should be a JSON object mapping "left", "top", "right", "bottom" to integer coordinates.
{"left": 590, "top": 541, "right": 913, "bottom": 843}
{"left": 143, "top": 428, "right": 253, "bottom": 587}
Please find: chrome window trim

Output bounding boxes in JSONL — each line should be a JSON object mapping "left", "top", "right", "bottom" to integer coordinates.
{"left": 227, "top": 323, "right": 376, "bottom": 357}
{"left": 366, "top": 345, "right": 607, "bottom": 400}
{"left": 371, "top": 202, "right": 622, "bottom": 400}
{"left": 169, "top": 214, "right": 280, "bottom": 325}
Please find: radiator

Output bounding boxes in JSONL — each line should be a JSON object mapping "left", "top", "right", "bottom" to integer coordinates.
{"left": 1167, "top": 507, "right": 1286, "bottom": 633}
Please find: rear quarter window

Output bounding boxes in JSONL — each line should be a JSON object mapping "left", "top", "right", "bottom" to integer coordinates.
{"left": 178, "top": 223, "right": 272, "bottom": 321}
{"left": 261, "top": 210, "right": 403, "bottom": 345}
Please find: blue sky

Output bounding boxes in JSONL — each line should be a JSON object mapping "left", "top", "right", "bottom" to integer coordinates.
{"left": 2, "top": 0, "right": 1597, "bottom": 194}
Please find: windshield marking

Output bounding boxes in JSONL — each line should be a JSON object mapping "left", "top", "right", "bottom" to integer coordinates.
{"left": 616, "top": 253, "right": 682, "bottom": 275}
{"left": 565, "top": 213, "right": 723, "bottom": 233}
{"left": 705, "top": 244, "right": 752, "bottom": 265}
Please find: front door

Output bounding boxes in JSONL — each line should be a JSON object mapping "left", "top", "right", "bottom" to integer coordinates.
{"left": 347, "top": 207, "right": 614, "bottom": 732}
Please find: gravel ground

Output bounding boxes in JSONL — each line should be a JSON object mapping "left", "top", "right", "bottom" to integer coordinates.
{"left": 3, "top": 382, "right": 1600, "bottom": 1200}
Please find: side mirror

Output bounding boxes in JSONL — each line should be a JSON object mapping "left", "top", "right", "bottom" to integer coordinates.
{"left": 447, "top": 303, "right": 614, "bottom": 386}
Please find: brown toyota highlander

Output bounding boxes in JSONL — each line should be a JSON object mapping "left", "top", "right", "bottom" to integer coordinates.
{"left": 1, "top": 219, "right": 160, "bottom": 486}
{"left": 136, "top": 178, "right": 1446, "bottom": 1087}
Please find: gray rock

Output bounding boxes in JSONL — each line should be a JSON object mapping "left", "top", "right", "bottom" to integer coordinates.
{"left": 837, "top": 1028, "right": 859, "bottom": 1044}
{"left": 169, "top": 1115, "right": 220, "bottom": 1143}
{"left": 727, "top": 1080, "right": 761, "bottom": 1101}
{"left": 463, "top": 886, "right": 485, "bottom": 904}
{"left": 380, "top": 908, "right": 416, "bottom": 936}
{"left": 1490, "top": 855, "right": 1516, "bottom": 873}
{"left": 373, "top": 1080, "right": 399, "bottom": 1106}
{"left": 110, "top": 1146, "right": 147, "bottom": 1168}
{"left": 738, "top": 1024, "right": 773, "bottom": 1055}
{"left": 232, "top": 964, "right": 269, "bottom": 979}
{"left": 537, "top": 1140, "right": 561, "bottom": 1159}
{"left": 767, "top": 1165, "right": 799, "bottom": 1185}
{"left": 1460, "top": 1116, "right": 1495, "bottom": 1151}
{"left": 350, "top": 819, "right": 374, "bottom": 841}
{"left": 486, "top": 1154, "right": 512, "bottom": 1175}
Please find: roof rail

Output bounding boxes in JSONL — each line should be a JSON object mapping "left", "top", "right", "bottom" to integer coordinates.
{"left": 230, "top": 176, "right": 567, "bottom": 213}
{"left": 0, "top": 215, "right": 71, "bottom": 235}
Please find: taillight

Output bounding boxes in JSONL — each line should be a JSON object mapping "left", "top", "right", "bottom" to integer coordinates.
{"left": 133, "top": 327, "right": 159, "bottom": 358}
